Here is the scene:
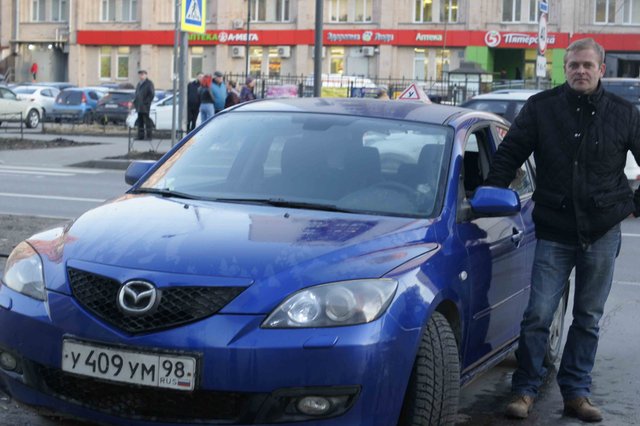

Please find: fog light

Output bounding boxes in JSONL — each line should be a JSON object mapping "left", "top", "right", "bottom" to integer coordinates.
{"left": 296, "top": 396, "right": 332, "bottom": 416}
{"left": 0, "top": 352, "right": 17, "bottom": 371}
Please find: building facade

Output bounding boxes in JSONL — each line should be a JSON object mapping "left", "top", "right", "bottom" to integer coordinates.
{"left": 1, "top": 0, "right": 640, "bottom": 89}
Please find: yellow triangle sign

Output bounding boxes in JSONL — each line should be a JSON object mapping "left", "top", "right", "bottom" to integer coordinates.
{"left": 397, "top": 83, "right": 432, "bottom": 103}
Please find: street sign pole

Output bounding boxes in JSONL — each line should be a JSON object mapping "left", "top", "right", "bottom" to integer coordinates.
{"left": 171, "top": 0, "right": 180, "bottom": 147}
{"left": 536, "top": 0, "right": 549, "bottom": 89}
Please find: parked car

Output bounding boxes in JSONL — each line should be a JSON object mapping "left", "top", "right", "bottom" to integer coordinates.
{"left": 460, "top": 89, "right": 540, "bottom": 123}
{"left": 0, "top": 86, "right": 43, "bottom": 128}
{"left": 0, "top": 98, "right": 567, "bottom": 426}
{"left": 126, "top": 93, "right": 201, "bottom": 131}
{"left": 31, "top": 81, "right": 77, "bottom": 91}
{"left": 94, "top": 90, "right": 135, "bottom": 124}
{"left": 601, "top": 77, "right": 640, "bottom": 107}
{"left": 12, "top": 84, "right": 60, "bottom": 119}
{"left": 48, "top": 88, "right": 103, "bottom": 123}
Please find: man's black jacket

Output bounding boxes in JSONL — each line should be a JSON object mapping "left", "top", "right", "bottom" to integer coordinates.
{"left": 485, "top": 82, "right": 640, "bottom": 245}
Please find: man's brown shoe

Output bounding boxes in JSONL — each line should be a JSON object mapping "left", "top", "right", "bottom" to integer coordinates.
{"left": 564, "top": 397, "right": 603, "bottom": 422}
{"left": 505, "top": 395, "right": 534, "bottom": 419}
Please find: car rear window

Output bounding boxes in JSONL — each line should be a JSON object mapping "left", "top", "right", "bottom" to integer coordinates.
{"left": 57, "top": 91, "right": 82, "bottom": 105}
{"left": 102, "top": 92, "right": 134, "bottom": 103}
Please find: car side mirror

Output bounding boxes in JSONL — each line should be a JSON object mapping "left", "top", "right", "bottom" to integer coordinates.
{"left": 125, "top": 160, "right": 156, "bottom": 185}
{"left": 469, "top": 186, "right": 521, "bottom": 216}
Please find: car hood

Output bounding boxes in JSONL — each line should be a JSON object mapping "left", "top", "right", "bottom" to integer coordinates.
{"left": 30, "top": 195, "right": 437, "bottom": 313}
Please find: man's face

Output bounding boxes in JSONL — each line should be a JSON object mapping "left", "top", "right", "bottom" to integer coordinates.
{"left": 138, "top": 72, "right": 147, "bottom": 81}
{"left": 214, "top": 76, "right": 223, "bottom": 84}
{"left": 564, "top": 48, "right": 605, "bottom": 94}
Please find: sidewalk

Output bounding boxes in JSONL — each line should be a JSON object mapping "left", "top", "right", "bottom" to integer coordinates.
{"left": 0, "top": 129, "right": 173, "bottom": 169}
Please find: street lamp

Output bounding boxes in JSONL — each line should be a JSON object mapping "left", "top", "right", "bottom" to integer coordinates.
{"left": 245, "top": 0, "right": 251, "bottom": 77}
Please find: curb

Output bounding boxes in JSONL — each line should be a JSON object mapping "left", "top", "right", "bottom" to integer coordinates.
{"left": 70, "top": 159, "right": 133, "bottom": 170}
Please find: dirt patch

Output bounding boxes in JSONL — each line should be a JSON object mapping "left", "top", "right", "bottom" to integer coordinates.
{"left": 0, "top": 137, "right": 99, "bottom": 150}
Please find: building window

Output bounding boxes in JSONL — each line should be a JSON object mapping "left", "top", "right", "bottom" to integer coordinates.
{"left": 268, "top": 48, "right": 282, "bottom": 77}
{"left": 329, "top": 0, "right": 348, "bottom": 22}
{"left": 503, "top": 0, "right": 539, "bottom": 22}
{"left": 123, "top": 0, "right": 137, "bottom": 21}
{"left": 624, "top": 0, "right": 640, "bottom": 23}
{"left": 415, "top": 0, "right": 457, "bottom": 23}
{"left": 276, "top": 0, "right": 289, "bottom": 21}
{"left": 330, "top": 47, "right": 345, "bottom": 74}
{"left": 250, "top": 46, "right": 262, "bottom": 77}
{"left": 190, "top": 47, "right": 204, "bottom": 78}
{"left": 355, "top": 0, "right": 372, "bottom": 22}
{"left": 101, "top": 0, "right": 116, "bottom": 21}
{"left": 249, "top": 0, "right": 289, "bottom": 22}
{"left": 117, "top": 47, "right": 130, "bottom": 79}
{"left": 414, "top": 49, "right": 427, "bottom": 81}
{"left": 595, "top": 0, "right": 616, "bottom": 23}
{"left": 52, "top": 0, "right": 68, "bottom": 22}
{"left": 206, "top": 0, "right": 213, "bottom": 22}
{"left": 249, "top": 0, "right": 267, "bottom": 21}
{"left": 100, "top": 47, "right": 112, "bottom": 80}
{"left": 31, "top": 0, "right": 45, "bottom": 21}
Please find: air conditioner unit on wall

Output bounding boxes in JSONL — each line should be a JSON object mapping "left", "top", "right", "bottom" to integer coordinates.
{"left": 231, "top": 46, "right": 245, "bottom": 58}
{"left": 277, "top": 46, "right": 291, "bottom": 58}
{"left": 232, "top": 19, "right": 244, "bottom": 29}
{"left": 362, "top": 46, "right": 375, "bottom": 57}
{"left": 311, "top": 46, "right": 326, "bottom": 59}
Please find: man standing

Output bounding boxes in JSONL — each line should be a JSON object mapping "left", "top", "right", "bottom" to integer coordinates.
{"left": 187, "top": 72, "right": 203, "bottom": 132}
{"left": 240, "top": 77, "right": 256, "bottom": 103}
{"left": 133, "top": 70, "right": 155, "bottom": 140}
{"left": 211, "top": 71, "right": 227, "bottom": 114}
{"left": 486, "top": 38, "right": 640, "bottom": 423}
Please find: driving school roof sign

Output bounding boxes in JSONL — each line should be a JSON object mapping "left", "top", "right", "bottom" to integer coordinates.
{"left": 181, "top": 0, "right": 206, "bottom": 34}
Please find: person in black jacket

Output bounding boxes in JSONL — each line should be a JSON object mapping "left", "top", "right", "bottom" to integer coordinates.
{"left": 487, "top": 38, "right": 640, "bottom": 423}
{"left": 187, "top": 72, "right": 203, "bottom": 132}
{"left": 133, "top": 70, "right": 155, "bottom": 140}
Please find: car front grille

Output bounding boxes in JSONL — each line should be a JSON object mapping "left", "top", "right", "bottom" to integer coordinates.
{"left": 37, "top": 364, "right": 263, "bottom": 423}
{"left": 67, "top": 267, "right": 245, "bottom": 334}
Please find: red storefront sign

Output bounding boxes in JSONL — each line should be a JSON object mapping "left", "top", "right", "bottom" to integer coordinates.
{"left": 77, "top": 29, "right": 636, "bottom": 51}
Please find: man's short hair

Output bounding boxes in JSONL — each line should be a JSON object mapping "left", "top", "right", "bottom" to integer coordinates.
{"left": 564, "top": 38, "right": 605, "bottom": 65}
{"left": 213, "top": 71, "right": 224, "bottom": 78}
{"left": 138, "top": 70, "right": 147, "bottom": 75}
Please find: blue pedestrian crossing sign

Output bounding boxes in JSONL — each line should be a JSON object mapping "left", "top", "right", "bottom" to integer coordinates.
{"left": 181, "top": 0, "right": 206, "bottom": 34}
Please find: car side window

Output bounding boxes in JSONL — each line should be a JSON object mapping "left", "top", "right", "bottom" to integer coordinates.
{"left": 462, "top": 127, "right": 492, "bottom": 198}
{"left": 42, "top": 89, "right": 53, "bottom": 97}
{"left": 0, "top": 88, "right": 16, "bottom": 100}
{"left": 88, "top": 92, "right": 99, "bottom": 100}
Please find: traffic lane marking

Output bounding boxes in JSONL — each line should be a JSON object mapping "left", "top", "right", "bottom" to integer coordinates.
{"left": 0, "top": 192, "right": 104, "bottom": 203}
{"left": 0, "top": 165, "right": 103, "bottom": 174}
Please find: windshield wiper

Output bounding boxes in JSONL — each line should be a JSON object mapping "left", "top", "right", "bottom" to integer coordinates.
{"left": 214, "top": 197, "right": 356, "bottom": 213}
{"left": 131, "top": 187, "right": 200, "bottom": 200}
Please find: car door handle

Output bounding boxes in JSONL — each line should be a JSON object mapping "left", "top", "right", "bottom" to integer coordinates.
{"left": 511, "top": 228, "right": 524, "bottom": 245}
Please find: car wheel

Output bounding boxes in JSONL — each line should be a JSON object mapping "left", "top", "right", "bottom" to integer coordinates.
{"left": 399, "top": 311, "right": 460, "bottom": 426}
{"left": 544, "top": 281, "right": 569, "bottom": 366}
{"left": 25, "top": 109, "right": 40, "bottom": 128}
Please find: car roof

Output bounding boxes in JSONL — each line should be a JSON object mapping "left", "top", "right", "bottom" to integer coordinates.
{"left": 464, "top": 90, "right": 540, "bottom": 101}
{"left": 229, "top": 97, "right": 509, "bottom": 127}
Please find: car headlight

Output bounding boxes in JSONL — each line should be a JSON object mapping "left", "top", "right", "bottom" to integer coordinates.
{"left": 1, "top": 242, "right": 45, "bottom": 301}
{"left": 262, "top": 279, "right": 398, "bottom": 328}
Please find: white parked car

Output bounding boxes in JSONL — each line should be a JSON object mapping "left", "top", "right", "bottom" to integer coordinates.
{"left": 0, "top": 86, "right": 43, "bottom": 128}
{"left": 127, "top": 94, "right": 201, "bottom": 131}
{"left": 13, "top": 85, "right": 60, "bottom": 118}
{"left": 460, "top": 89, "right": 540, "bottom": 123}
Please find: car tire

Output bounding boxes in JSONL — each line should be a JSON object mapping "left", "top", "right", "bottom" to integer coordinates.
{"left": 25, "top": 109, "right": 40, "bottom": 128}
{"left": 544, "top": 281, "right": 569, "bottom": 367}
{"left": 399, "top": 311, "right": 460, "bottom": 426}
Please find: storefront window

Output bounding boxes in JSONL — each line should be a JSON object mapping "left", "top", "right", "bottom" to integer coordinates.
{"left": 330, "top": 47, "right": 345, "bottom": 74}
{"left": 436, "top": 49, "right": 450, "bottom": 80}
{"left": 190, "top": 47, "right": 204, "bottom": 78}
{"left": 117, "top": 47, "right": 129, "bottom": 79}
{"left": 595, "top": 0, "right": 616, "bottom": 23}
{"left": 524, "top": 49, "right": 552, "bottom": 79}
{"left": 250, "top": 47, "right": 263, "bottom": 77}
{"left": 268, "top": 48, "right": 282, "bottom": 77}
{"left": 414, "top": 49, "right": 427, "bottom": 81}
{"left": 100, "top": 47, "right": 112, "bottom": 80}
{"left": 624, "top": 0, "right": 640, "bottom": 23}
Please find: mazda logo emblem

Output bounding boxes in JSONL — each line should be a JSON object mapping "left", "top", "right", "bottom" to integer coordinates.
{"left": 117, "top": 281, "right": 158, "bottom": 315}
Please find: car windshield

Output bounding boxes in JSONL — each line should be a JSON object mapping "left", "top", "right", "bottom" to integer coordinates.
{"left": 57, "top": 91, "right": 82, "bottom": 105}
{"left": 139, "top": 112, "right": 452, "bottom": 218}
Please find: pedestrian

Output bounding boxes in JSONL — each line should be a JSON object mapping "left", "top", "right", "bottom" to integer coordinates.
{"left": 224, "top": 79, "right": 240, "bottom": 108}
{"left": 198, "top": 74, "right": 215, "bottom": 123}
{"left": 187, "top": 72, "right": 203, "bottom": 132}
{"left": 133, "top": 69, "right": 155, "bottom": 140}
{"left": 30, "top": 62, "right": 38, "bottom": 81}
{"left": 485, "top": 37, "right": 640, "bottom": 423}
{"left": 240, "top": 76, "right": 256, "bottom": 103}
{"left": 211, "top": 71, "right": 227, "bottom": 114}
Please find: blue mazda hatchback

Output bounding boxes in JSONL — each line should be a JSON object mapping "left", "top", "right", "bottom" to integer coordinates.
{"left": 0, "top": 98, "right": 567, "bottom": 425}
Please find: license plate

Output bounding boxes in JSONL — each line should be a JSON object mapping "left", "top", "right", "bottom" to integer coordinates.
{"left": 105, "top": 104, "right": 118, "bottom": 108}
{"left": 62, "top": 340, "right": 196, "bottom": 391}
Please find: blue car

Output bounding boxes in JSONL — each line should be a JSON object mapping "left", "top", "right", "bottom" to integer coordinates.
{"left": 49, "top": 88, "right": 103, "bottom": 123}
{"left": 0, "top": 98, "right": 568, "bottom": 425}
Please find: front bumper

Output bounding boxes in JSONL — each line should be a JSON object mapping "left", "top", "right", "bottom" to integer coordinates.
{"left": 0, "top": 285, "right": 419, "bottom": 426}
